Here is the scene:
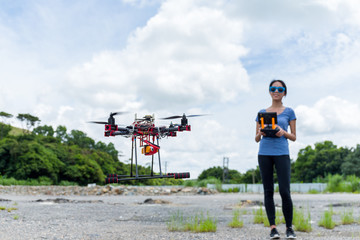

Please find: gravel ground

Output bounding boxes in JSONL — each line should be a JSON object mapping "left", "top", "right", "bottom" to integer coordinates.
{"left": 0, "top": 193, "right": 359, "bottom": 240}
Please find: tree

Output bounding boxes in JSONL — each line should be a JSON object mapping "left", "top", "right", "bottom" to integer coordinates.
{"left": 293, "top": 141, "right": 350, "bottom": 182}
{"left": 198, "top": 166, "right": 224, "bottom": 181}
{"left": 341, "top": 144, "right": 360, "bottom": 177}
{"left": 239, "top": 167, "right": 262, "bottom": 184}
{"left": 0, "top": 123, "right": 12, "bottom": 139}
{"left": 33, "top": 125, "right": 55, "bottom": 137}
{"left": 16, "top": 113, "right": 40, "bottom": 132}
{"left": 66, "top": 130, "right": 95, "bottom": 149}
{"left": 0, "top": 111, "right": 13, "bottom": 139}
{"left": 0, "top": 111, "right": 13, "bottom": 121}
{"left": 55, "top": 125, "right": 67, "bottom": 142}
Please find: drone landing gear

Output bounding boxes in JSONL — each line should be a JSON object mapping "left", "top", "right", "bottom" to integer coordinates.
{"left": 105, "top": 136, "right": 190, "bottom": 183}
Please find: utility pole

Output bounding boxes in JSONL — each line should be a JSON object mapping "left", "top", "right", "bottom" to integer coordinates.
{"left": 223, "top": 157, "right": 229, "bottom": 183}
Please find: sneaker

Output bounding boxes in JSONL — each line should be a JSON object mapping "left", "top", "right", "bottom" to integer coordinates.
{"left": 286, "top": 227, "right": 297, "bottom": 239}
{"left": 270, "top": 228, "right": 280, "bottom": 239}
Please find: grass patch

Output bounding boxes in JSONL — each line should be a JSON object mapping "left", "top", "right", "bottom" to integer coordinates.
{"left": 167, "top": 210, "right": 217, "bottom": 233}
{"left": 341, "top": 209, "right": 355, "bottom": 225}
{"left": 223, "top": 187, "right": 240, "bottom": 193}
{"left": 0, "top": 206, "right": 6, "bottom": 211}
{"left": 7, "top": 207, "right": 18, "bottom": 212}
{"left": 318, "top": 206, "right": 336, "bottom": 229}
{"left": 293, "top": 207, "right": 312, "bottom": 232}
{"left": 253, "top": 206, "right": 265, "bottom": 224}
{"left": 9, "top": 126, "right": 26, "bottom": 136}
{"left": 308, "top": 189, "right": 320, "bottom": 194}
{"left": 263, "top": 209, "right": 285, "bottom": 227}
{"left": 13, "top": 215, "right": 19, "bottom": 220}
{"left": 228, "top": 209, "right": 244, "bottom": 228}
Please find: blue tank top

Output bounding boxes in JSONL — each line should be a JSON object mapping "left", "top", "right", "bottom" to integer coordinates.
{"left": 255, "top": 107, "right": 296, "bottom": 156}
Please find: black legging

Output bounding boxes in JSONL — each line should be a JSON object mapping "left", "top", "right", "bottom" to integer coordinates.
{"left": 258, "top": 155, "right": 293, "bottom": 228}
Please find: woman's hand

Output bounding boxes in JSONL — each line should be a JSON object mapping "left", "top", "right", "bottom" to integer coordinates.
{"left": 255, "top": 123, "right": 265, "bottom": 142}
{"left": 275, "top": 126, "right": 285, "bottom": 137}
{"left": 259, "top": 128, "right": 266, "bottom": 136}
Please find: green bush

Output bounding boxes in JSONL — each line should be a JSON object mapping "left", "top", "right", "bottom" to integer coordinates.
{"left": 326, "top": 174, "right": 360, "bottom": 193}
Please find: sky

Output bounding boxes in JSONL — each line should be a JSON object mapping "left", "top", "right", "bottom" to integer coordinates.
{"left": 1, "top": 0, "right": 360, "bottom": 178}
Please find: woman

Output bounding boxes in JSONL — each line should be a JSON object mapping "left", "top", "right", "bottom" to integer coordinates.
{"left": 255, "top": 80, "right": 297, "bottom": 239}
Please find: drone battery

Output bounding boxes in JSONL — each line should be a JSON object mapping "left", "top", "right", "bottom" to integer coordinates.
{"left": 174, "top": 172, "right": 190, "bottom": 179}
{"left": 105, "top": 177, "right": 118, "bottom": 184}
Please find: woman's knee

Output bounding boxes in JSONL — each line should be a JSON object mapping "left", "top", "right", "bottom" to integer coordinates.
{"left": 264, "top": 189, "right": 274, "bottom": 198}
{"left": 279, "top": 188, "right": 291, "bottom": 200}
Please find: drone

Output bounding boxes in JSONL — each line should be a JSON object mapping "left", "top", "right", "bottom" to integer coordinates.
{"left": 90, "top": 112, "right": 205, "bottom": 183}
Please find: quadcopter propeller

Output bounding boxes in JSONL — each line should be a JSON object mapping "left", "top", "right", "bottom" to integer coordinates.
{"left": 110, "top": 112, "right": 127, "bottom": 117}
{"left": 89, "top": 111, "right": 128, "bottom": 125}
{"left": 160, "top": 114, "right": 208, "bottom": 120}
{"left": 88, "top": 121, "right": 109, "bottom": 124}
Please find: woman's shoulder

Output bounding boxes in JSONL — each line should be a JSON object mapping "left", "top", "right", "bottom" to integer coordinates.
{"left": 283, "top": 106, "right": 295, "bottom": 112}
{"left": 283, "top": 107, "right": 296, "bottom": 119}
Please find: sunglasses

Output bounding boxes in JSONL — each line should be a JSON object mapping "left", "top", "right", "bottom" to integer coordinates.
{"left": 269, "top": 86, "right": 285, "bottom": 93}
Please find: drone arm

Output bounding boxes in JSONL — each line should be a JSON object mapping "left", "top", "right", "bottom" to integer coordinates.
{"left": 105, "top": 126, "right": 131, "bottom": 137}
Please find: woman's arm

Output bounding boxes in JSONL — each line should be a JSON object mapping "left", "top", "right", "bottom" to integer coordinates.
{"left": 276, "top": 119, "right": 296, "bottom": 141}
{"left": 255, "top": 122, "right": 265, "bottom": 142}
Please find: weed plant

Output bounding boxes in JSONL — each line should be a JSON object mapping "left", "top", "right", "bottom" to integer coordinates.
{"left": 263, "top": 209, "right": 284, "bottom": 227}
{"left": 167, "top": 210, "right": 217, "bottom": 233}
{"left": 293, "top": 207, "right": 312, "bottom": 232}
{"left": 341, "top": 209, "right": 355, "bottom": 225}
{"left": 253, "top": 206, "right": 265, "bottom": 224}
{"left": 308, "top": 189, "right": 320, "bottom": 194}
{"left": 7, "top": 207, "right": 18, "bottom": 212}
{"left": 228, "top": 209, "right": 244, "bottom": 228}
{"left": 167, "top": 211, "right": 186, "bottom": 231}
{"left": 224, "top": 187, "right": 240, "bottom": 193}
{"left": 318, "top": 206, "right": 336, "bottom": 229}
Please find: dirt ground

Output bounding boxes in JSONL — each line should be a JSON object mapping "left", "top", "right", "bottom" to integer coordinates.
{"left": 0, "top": 193, "right": 359, "bottom": 240}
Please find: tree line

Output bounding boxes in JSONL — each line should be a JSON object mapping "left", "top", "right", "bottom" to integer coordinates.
{"left": 1, "top": 111, "right": 359, "bottom": 185}
{"left": 0, "top": 111, "right": 182, "bottom": 185}
{"left": 198, "top": 140, "right": 360, "bottom": 184}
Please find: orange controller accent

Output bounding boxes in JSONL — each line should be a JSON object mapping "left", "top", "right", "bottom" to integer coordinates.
{"left": 272, "top": 117, "right": 276, "bottom": 129}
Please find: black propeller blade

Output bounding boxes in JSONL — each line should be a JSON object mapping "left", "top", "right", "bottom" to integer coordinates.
{"left": 89, "top": 111, "right": 128, "bottom": 125}
{"left": 88, "top": 121, "right": 109, "bottom": 124}
{"left": 110, "top": 112, "right": 127, "bottom": 117}
{"left": 160, "top": 114, "right": 208, "bottom": 120}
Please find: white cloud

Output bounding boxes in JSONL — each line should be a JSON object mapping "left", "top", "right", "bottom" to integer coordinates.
{"left": 2, "top": 0, "right": 360, "bottom": 178}
{"left": 66, "top": 0, "right": 250, "bottom": 110}
{"left": 122, "top": 0, "right": 164, "bottom": 7}
{"left": 296, "top": 96, "right": 360, "bottom": 134}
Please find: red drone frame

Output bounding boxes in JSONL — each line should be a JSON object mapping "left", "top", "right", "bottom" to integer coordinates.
{"left": 90, "top": 113, "right": 205, "bottom": 182}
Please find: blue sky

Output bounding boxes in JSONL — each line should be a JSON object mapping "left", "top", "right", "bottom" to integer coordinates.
{"left": 1, "top": 0, "right": 360, "bottom": 178}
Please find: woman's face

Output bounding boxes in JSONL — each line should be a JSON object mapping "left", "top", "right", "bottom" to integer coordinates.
{"left": 269, "top": 81, "right": 285, "bottom": 101}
